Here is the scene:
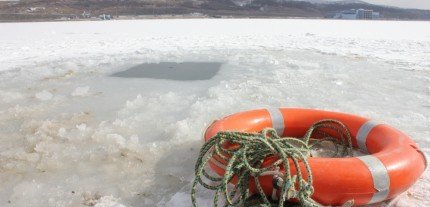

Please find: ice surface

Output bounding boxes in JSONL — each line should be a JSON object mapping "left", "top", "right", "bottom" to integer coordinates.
{"left": 72, "top": 86, "right": 91, "bottom": 97}
{"left": 35, "top": 90, "right": 53, "bottom": 101}
{"left": 0, "top": 19, "right": 429, "bottom": 207}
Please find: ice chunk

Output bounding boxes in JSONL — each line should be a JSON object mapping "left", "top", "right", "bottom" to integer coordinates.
{"left": 106, "top": 134, "right": 126, "bottom": 148}
{"left": 35, "top": 90, "right": 53, "bottom": 101}
{"left": 76, "top": 123, "right": 87, "bottom": 131}
{"left": 0, "top": 90, "right": 23, "bottom": 103}
{"left": 94, "top": 196, "right": 125, "bottom": 207}
{"left": 71, "top": 86, "right": 90, "bottom": 97}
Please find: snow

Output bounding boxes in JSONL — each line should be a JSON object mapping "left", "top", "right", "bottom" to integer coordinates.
{"left": 0, "top": 19, "right": 429, "bottom": 206}
{"left": 35, "top": 90, "right": 53, "bottom": 101}
{"left": 72, "top": 86, "right": 90, "bottom": 97}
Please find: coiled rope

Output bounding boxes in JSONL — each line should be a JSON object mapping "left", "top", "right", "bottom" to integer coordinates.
{"left": 191, "top": 119, "right": 354, "bottom": 207}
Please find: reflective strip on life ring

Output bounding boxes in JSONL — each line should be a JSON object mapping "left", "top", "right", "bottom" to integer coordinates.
{"left": 356, "top": 120, "right": 381, "bottom": 153}
{"left": 267, "top": 108, "right": 285, "bottom": 136}
{"left": 357, "top": 155, "right": 390, "bottom": 204}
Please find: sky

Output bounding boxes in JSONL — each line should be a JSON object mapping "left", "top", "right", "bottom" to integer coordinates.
{"left": 358, "top": 0, "right": 430, "bottom": 10}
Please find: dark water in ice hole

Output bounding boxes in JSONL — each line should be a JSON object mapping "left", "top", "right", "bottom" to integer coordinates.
{"left": 111, "top": 62, "right": 222, "bottom": 81}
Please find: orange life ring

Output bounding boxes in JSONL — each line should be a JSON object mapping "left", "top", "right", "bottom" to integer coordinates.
{"left": 204, "top": 108, "right": 428, "bottom": 206}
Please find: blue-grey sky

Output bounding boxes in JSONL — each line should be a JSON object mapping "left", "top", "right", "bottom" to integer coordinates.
{"left": 364, "top": 0, "right": 430, "bottom": 10}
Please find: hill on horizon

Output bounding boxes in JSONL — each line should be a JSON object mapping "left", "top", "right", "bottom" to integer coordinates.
{"left": 0, "top": 0, "right": 429, "bottom": 22}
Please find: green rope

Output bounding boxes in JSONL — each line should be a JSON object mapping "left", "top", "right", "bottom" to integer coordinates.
{"left": 191, "top": 119, "right": 353, "bottom": 207}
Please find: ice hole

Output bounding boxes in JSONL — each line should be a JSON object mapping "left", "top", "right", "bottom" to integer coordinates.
{"left": 111, "top": 62, "right": 222, "bottom": 81}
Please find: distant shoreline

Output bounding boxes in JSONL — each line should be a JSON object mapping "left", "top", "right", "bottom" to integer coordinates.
{"left": 1, "top": 14, "right": 429, "bottom": 23}
{"left": 2, "top": 0, "right": 430, "bottom": 23}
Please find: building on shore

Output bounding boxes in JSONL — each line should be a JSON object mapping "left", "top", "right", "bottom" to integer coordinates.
{"left": 372, "top": 12, "right": 380, "bottom": 20}
{"left": 340, "top": 9, "right": 358, "bottom": 19}
{"left": 99, "top": 14, "right": 112, "bottom": 20}
{"left": 327, "top": 9, "right": 380, "bottom": 20}
{"left": 82, "top": 11, "right": 91, "bottom": 18}
{"left": 357, "top": 9, "right": 373, "bottom": 19}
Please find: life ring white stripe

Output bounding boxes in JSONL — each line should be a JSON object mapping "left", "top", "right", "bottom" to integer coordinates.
{"left": 267, "top": 108, "right": 285, "bottom": 136}
{"left": 357, "top": 155, "right": 390, "bottom": 204}
{"left": 356, "top": 120, "right": 380, "bottom": 153}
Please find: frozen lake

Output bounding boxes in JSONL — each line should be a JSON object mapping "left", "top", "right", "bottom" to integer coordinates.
{"left": 0, "top": 19, "right": 429, "bottom": 206}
